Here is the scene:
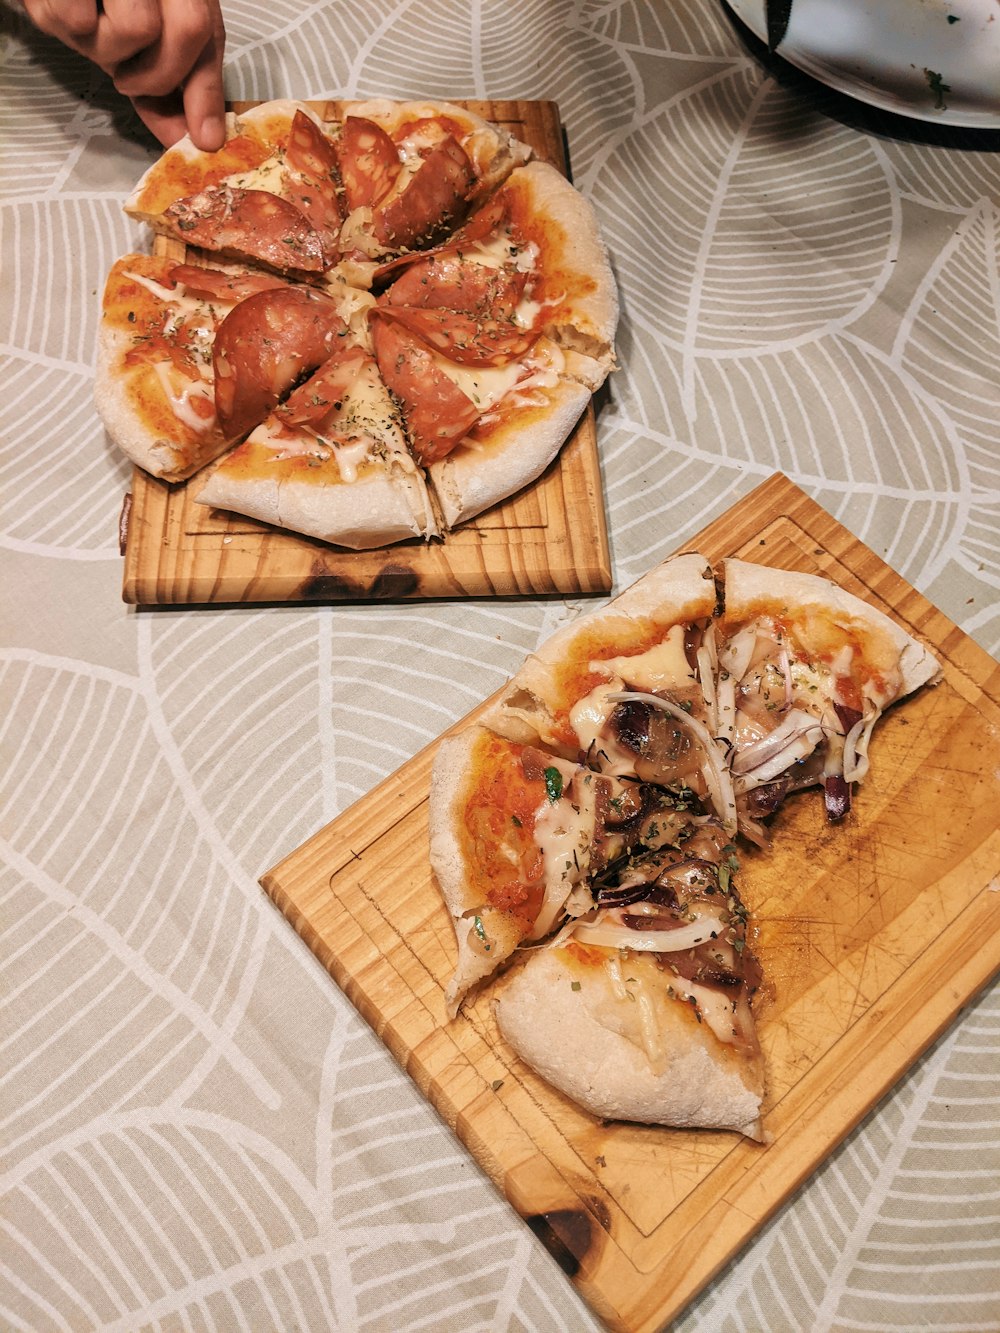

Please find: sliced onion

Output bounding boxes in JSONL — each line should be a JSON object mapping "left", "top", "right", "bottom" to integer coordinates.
{"left": 567, "top": 912, "right": 723, "bottom": 953}
{"left": 715, "top": 669, "right": 737, "bottom": 747}
{"left": 777, "top": 645, "right": 794, "bottom": 711}
{"left": 731, "top": 707, "right": 826, "bottom": 783}
{"left": 528, "top": 874, "right": 575, "bottom": 942}
{"left": 715, "top": 624, "right": 757, "bottom": 747}
{"left": 718, "top": 623, "right": 758, "bottom": 684}
{"left": 843, "top": 706, "right": 882, "bottom": 783}
{"left": 608, "top": 690, "right": 738, "bottom": 833}
{"left": 696, "top": 623, "right": 719, "bottom": 732}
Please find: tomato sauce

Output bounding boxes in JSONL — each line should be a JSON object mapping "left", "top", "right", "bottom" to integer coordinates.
{"left": 460, "top": 731, "right": 547, "bottom": 929}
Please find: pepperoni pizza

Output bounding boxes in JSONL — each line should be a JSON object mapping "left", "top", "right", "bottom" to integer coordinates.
{"left": 97, "top": 99, "right": 617, "bottom": 549}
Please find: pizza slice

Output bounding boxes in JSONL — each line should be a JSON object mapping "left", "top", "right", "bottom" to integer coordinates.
{"left": 370, "top": 160, "right": 618, "bottom": 528}
{"left": 335, "top": 97, "right": 532, "bottom": 261}
{"left": 96, "top": 256, "right": 366, "bottom": 481}
{"left": 479, "top": 551, "right": 721, "bottom": 790}
{"left": 494, "top": 824, "right": 766, "bottom": 1139}
{"left": 95, "top": 254, "right": 290, "bottom": 480}
{"left": 123, "top": 101, "right": 343, "bottom": 277}
{"left": 194, "top": 340, "right": 438, "bottom": 549}
{"left": 716, "top": 559, "right": 943, "bottom": 841}
{"left": 430, "top": 726, "right": 697, "bottom": 1016}
{"left": 430, "top": 553, "right": 720, "bottom": 1013}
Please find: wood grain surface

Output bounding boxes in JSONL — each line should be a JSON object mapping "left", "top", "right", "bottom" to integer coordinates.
{"left": 120, "top": 100, "right": 612, "bottom": 606}
{"left": 259, "top": 473, "right": 1000, "bottom": 1332}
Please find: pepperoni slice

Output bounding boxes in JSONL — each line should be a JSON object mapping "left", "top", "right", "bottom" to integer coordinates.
{"left": 371, "top": 194, "right": 512, "bottom": 287}
{"left": 371, "top": 319, "right": 480, "bottom": 465}
{"left": 372, "top": 135, "right": 475, "bottom": 250}
{"left": 285, "top": 110, "right": 340, "bottom": 186}
{"left": 372, "top": 304, "right": 539, "bottom": 367}
{"left": 281, "top": 110, "right": 343, "bottom": 259}
{"left": 167, "top": 264, "right": 290, "bottom": 303}
{"left": 452, "top": 192, "right": 509, "bottom": 243}
{"left": 212, "top": 287, "right": 348, "bottom": 439}
{"left": 383, "top": 250, "right": 528, "bottom": 315}
{"left": 337, "top": 116, "right": 402, "bottom": 210}
{"left": 276, "top": 343, "right": 371, "bottom": 429}
{"left": 164, "top": 187, "right": 329, "bottom": 274}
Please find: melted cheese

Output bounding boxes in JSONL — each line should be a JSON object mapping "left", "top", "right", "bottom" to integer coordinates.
{"left": 224, "top": 151, "right": 289, "bottom": 196}
{"left": 123, "top": 269, "right": 235, "bottom": 326}
{"left": 124, "top": 269, "right": 182, "bottom": 305}
{"left": 465, "top": 234, "right": 539, "bottom": 274}
{"left": 568, "top": 681, "right": 633, "bottom": 771}
{"left": 532, "top": 770, "right": 597, "bottom": 888}
{"left": 595, "top": 625, "right": 695, "bottom": 694}
{"left": 599, "top": 952, "right": 741, "bottom": 1059}
{"left": 567, "top": 628, "right": 697, "bottom": 769}
{"left": 245, "top": 354, "right": 410, "bottom": 482}
{"left": 153, "top": 362, "right": 216, "bottom": 433}
{"left": 434, "top": 338, "right": 564, "bottom": 415}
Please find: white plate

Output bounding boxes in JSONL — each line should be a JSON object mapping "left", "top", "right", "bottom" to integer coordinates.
{"left": 725, "top": 0, "right": 1000, "bottom": 129}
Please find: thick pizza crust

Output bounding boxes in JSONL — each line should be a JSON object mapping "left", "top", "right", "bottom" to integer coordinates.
{"left": 721, "top": 558, "right": 942, "bottom": 697}
{"left": 508, "top": 160, "right": 619, "bottom": 360}
{"left": 96, "top": 333, "right": 213, "bottom": 481}
{"left": 428, "top": 729, "right": 529, "bottom": 1015}
{"left": 495, "top": 949, "right": 765, "bottom": 1138}
{"left": 479, "top": 551, "right": 716, "bottom": 745}
{"left": 194, "top": 451, "right": 438, "bottom": 549}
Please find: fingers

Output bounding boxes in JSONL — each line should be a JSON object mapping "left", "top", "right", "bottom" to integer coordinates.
{"left": 179, "top": 10, "right": 226, "bottom": 151}
{"left": 117, "top": 0, "right": 226, "bottom": 151}
{"left": 26, "top": 0, "right": 162, "bottom": 70}
{"left": 25, "top": 0, "right": 228, "bottom": 151}
{"left": 25, "top": 0, "right": 100, "bottom": 43}
{"left": 130, "top": 93, "right": 191, "bottom": 149}
{"left": 131, "top": 14, "right": 225, "bottom": 155}
{"left": 112, "top": 0, "right": 213, "bottom": 99}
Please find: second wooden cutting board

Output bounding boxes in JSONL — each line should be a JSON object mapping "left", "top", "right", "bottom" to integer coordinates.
{"left": 260, "top": 474, "right": 1000, "bottom": 1331}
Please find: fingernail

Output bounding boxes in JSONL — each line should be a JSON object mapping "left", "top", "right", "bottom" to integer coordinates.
{"left": 199, "top": 114, "right": 226, "bottom": 150}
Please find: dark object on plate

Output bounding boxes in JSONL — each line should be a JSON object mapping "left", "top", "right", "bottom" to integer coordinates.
{"left": 765, "top": 0, "right": 793, "bottom": 51}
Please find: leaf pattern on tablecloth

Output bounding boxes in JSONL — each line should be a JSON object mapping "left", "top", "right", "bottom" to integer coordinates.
{"left": 881, "top": 139, "right": 1000, "bottom": 212}
{"left": 595, "top": 71, "right": 897, "bottom": 367}
{"left": 135, "top": 598, "right": 551, "bottom": 861}
{"left": 0, "top": 193, "right": 147, "bottom": 555}
{"left": 895, "top": 199, "right": 1000, "bottom": 497}
{"left": 578, "top": 0, "right": 743, "bottom": 57}
{"left": 0, "top": 646, "right": 603, "bottom": 1331}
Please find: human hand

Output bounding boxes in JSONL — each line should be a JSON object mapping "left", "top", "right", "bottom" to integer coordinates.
{"left": 24, "top": 0, "right": 227, "bottom": 151}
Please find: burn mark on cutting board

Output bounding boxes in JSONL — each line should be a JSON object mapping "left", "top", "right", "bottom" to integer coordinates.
{"left": 525, "top": 1198, "right": 610, "bottom": 1275}
{"left": 371, "top": 563, "right": 420, "bottom": 598}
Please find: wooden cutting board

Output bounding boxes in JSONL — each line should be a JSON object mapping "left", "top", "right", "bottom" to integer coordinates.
{"left": 260, "top": 474, "right": 1000, "bottom": 1332}
{"left": 119, "top": 99, "right": 611, "bottom": 605}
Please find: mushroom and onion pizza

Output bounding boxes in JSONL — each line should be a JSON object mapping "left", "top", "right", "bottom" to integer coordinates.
{"left": 429, "top": 555, "right": 941, "bottom": 1139}
{"left": 96, "top": 99, "right": 617, "bottom": 550}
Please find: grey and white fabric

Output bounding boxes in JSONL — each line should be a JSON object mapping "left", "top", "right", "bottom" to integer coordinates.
{"left": 2, "top": 2, "right": 998, "bottom": 1329}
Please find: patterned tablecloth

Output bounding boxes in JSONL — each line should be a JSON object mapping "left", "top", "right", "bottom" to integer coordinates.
{"left": 2, "top": 2, "right": 998, "bottom": 1329}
